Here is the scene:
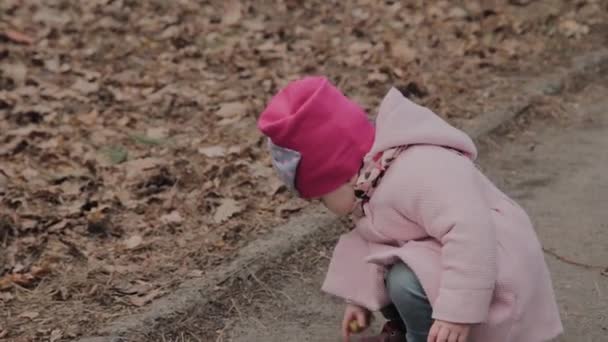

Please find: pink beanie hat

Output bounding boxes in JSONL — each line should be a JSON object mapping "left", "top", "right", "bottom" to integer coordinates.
{"left": 258, "top": 76, "right": 375, "bottom": 198}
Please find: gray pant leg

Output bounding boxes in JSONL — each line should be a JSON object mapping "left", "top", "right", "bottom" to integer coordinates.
{"left": 385, "top": 262, "right": 434, "bottom": 342}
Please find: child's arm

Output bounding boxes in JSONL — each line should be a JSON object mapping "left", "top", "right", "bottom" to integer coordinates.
{"left": 322, "top": 228, "right": 391, "bottom": 311}
{"left": 389, "top": 146, "right": 497, "bottom": 324}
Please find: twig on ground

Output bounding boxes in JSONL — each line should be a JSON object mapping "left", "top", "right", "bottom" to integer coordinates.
{"left": 12, "top": 282, "right": 34, "bottom": 294}
{"left": 230, "top": 297, "right": 268, "bottom": 330}
{"left": 542, "top": 247, "right": 608, "bottom": 277}
{"left": 215, "top": 323, "right": 228, "bottom": 342}
{"left": 594, "top": 281, "right": 602, "bottom": 298}
{"left": 250, "top": 315, "right": 268, "bottom": 330}
{"left": 215, "top": 319, "right": 233, "bottom": 342}
{"left": 230, "top": 298, "right": 244, "bottom": 322}
{"left": 188, "top": 331, "right": 202, "bottom": 342}
{"left": 278, "top": 289, "right": 295, "bottom": 303}
{"left": 247, "top": 268, "right": 276, "bottom": 299}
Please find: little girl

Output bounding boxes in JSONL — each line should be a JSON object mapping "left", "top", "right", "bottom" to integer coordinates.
{"left": 257, "top": 76, "right": 563, "bottom": 342}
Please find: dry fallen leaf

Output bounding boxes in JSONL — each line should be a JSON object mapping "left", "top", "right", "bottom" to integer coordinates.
{"left": 113, "top": 282, "right": 139, "bottom": 296}
{"left": 159, "top": 25, "right": 180, "bottom": 40}
{"left": 19, "top": 311, "right": 40, "bottom": 319}
{"left": 123, "top": 235, "right": 143, "bottom": 250}
{"left": 348, "top": 41, "right": 373, "bottom": 54}
{"left": 0, "top": 328, "right": 7, "bottom": 338}
{"left": 113, "top": 280, "right": 152, "bottom": 296}
{"left": 447, "top": 7, "right": 468, "bottom": 20}
{"left": 217, "top": 102, "right": 247, "bottom": 118}
{"left": 256, "top": 40, "right": 281, "bottom": 52}
{"left": 267, "top": 177, "right": 285, "bottom": 196}
{"left": 276, "top": 197, "right": 309, "bottom": 218}
{"left": 1, "top": 276, "right": 15, "bottom": 290}
{"left": 0, "top": 171, "right": 8, "bottom": 190}
{"left": 1, "top": 29, "right": 34, "bottom": 45}
{"left": 115, "top": 189, "right": 136, "bottom": 208}
{"left": 1, "top": 63, "right": 27, "bottom": 85}
{"left": 198, "top": 145, "right": 226, "bottom": 158}
{"left": 0, "top": 292, "right": 14, "bottom": 301}
{"left": 20, "top": 218, "right": 38, "bottom": 231}
{"left": 72, "top": 78, "right": 100, "bottom": 95}
{"left": 131, "top": 132, "right": 164, "bottom": 146}
{"left": 368, "top": 72, "right": 388, "bottom": 83}
{"left": 20, "top": 167, "right": 40, "bottom": 182}
{"left": 60, "top": 180, "right": 82, "bottom": 196}
{"left": 77, "top": 110, "right": 99, "bottom": 125}
{"left": 49, "top": 329, "right": 63, "bottom": 342}
{"left": 39, "top": 137, "right": 61, "bottom": 149}
{"left": 161, "top": 210, "right": 183, "bottom": 225}
{"left": 243, "top": 18, "right": 264, "bottom": 31}
{"left": 53, "top": 286, "right": 70, "bottom": 301}
{"left": 216, "top": 116, "right": 241, "bottom": 126}
{"left": 48, "top": 219, "right": 70, "bottom": 233}
{"left": 87, "top": 213, "right": 114, "bottom": 236}
{"left": 129, "top": 288, "right": 163, "bottom": 307}
{"left": 391, "top": 41, "right": 417, "bottom": 63}
{"left": 122, "top": 157, "right": 163, "bottom": 181}
{"left": 33, "top": 7, "right": 71, "bottom": 26}
{"left": 146, "top": 127, "right": 169, "bottom": 140}
{"left": 509, "top": 0, "right": 534, "bottom": 5}
{"left": 0, "top": 271, "right": 40, "bottom": 290}
{"left": 100, "top": 264, "right": 141, "bottom": 274}
{"left": 30, "top": 265, "right": 50, "bottom": 278}
{"left": 227, "top": 146, "right": 242, "bottom": 154}
{"left": 61, "top": 199, "right": 87, "bottom": 216}
{"left": 502, "top": 39, "right": 520, "bottom": 58}
{"left": 103, "top": 145, "right": 128, "bottom": 165}
{"left": 213, "top": 198, "right": 243, "bottom": 224}
{"left": 559, "top": 20, "right": 590, "bottom": 38}
{"left": 223, "top": 1, "right": 243, "bottom": 26}
{"left": 187, "top": 269, "right": 203, "bottom": 277}
{"left": 249, "top": 162, "right": 274, "bottom": 179}
{"left": 44, "top": 57, "right": 62, "bottom": 73}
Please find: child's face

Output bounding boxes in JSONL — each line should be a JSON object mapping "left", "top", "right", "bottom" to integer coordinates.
{"left": 320, "top": 176, "right": 357, "bottom": 217}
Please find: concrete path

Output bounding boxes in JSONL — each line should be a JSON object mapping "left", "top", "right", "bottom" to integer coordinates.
{"left": 225, "top": 85, "right": 608, "bottom": 342}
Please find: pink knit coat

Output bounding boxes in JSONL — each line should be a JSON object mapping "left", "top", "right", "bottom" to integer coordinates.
{"left": 322, "top": 88, "right": 563, "bottom": 342}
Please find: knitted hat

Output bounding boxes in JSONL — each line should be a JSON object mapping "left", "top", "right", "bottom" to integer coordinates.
{"left": 257, "top": 76, "right": 375, "bottom": 198}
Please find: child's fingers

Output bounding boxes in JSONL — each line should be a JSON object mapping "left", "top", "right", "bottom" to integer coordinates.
{"left": 341, "top": 317, "right": 352, "bottom": 341}
{"left": 343, "top": 331, "right": 350, "bottom": 342}
{"left": 436, "top": 326, "right": 451, "bottom": 342}
{"left": 341, "top": 324, "right": 350, "bottom": 342}
{"left": 356, "top": 311, "right": 367, "bottom": 328}
{"left": 448, "top": 331, "right": 459, "bottom": 342}
{"left": 428, "top": 321, "right": 440, "bottom": 342}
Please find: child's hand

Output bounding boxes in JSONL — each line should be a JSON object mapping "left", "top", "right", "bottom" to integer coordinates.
{"left": 428, "top": 320, "right": 471, "bottom": 342}
{"left": 341, "top": 303, "right": 370, "bottom": 342}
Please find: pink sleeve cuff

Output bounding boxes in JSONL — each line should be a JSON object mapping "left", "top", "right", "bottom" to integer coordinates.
{"left": 432, "top": 287, "right": 494, "bottom": 323}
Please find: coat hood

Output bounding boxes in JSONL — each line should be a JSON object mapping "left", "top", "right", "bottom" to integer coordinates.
{"left": 367, "top": 88, "right": 477, "bottom": 161}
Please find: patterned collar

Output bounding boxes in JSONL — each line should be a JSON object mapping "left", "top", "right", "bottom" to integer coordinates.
{"left": 352, "top": 146, "right": 407, "bottom": 217}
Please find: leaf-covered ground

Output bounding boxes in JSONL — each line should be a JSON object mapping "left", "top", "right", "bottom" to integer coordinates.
{"left": 0, "top": 0, "right": 606, "bottom": 340}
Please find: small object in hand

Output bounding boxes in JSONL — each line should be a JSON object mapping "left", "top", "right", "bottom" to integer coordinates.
{"left": 349, "top": 320, "right": 362, "bottom": 333}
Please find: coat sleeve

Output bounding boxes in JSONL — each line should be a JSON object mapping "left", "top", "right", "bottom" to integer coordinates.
{"left": 390, "top": 146, "right": 497, "bottom": 323}
{"left": 321, "top": 228, "right": 391, "bottom": 311}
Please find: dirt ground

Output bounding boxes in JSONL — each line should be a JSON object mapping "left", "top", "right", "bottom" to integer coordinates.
{"left": 149, "top": 69, "right": 608, "bottom": 342}
{"left": 1, "top": 0, "right": 608, "bottom": 340}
